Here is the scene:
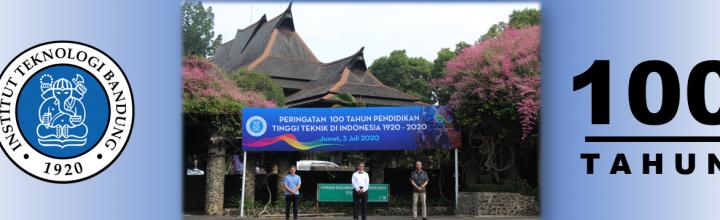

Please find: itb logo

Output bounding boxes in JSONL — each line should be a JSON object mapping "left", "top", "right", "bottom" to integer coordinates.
{"left": 1, "top": 41, "right": 134, "bottom": 183}
{"left": 246, "top": 116, "right": 266, "bottom": 137}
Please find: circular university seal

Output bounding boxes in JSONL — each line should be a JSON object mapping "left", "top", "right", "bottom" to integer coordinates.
{"left": 246, "top": 116, "right": 267, "bottom": 137}
{"left": 0, "top": 41, "right": 134, "bottom": 183}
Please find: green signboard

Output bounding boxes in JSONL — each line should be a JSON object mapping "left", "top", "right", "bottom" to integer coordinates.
{"left": 318, "top": 184, "right": 389, "bottom": 202}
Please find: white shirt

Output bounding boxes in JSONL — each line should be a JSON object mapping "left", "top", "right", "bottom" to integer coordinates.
{"left": 352, "top": 170, "right": 370, "bottom": 192}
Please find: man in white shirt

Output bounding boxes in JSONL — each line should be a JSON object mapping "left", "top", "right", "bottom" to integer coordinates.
{"left": 351, "top": 162, "right": 370, "bottom": 220}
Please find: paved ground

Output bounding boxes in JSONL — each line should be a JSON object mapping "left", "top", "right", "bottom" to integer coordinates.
{"left": 182, "top": 215, "right": 539, "bottom": 220}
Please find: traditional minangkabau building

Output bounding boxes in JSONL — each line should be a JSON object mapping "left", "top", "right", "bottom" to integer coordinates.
{"left": 212, "top": 3, "right": 429, "bottom": 107}
{"left": 192, "top": 3, "right": 431, "bottom": 215}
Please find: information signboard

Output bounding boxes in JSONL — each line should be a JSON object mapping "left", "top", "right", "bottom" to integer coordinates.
{"left": 318, "top": 184, "right": 389, "bottom": 202}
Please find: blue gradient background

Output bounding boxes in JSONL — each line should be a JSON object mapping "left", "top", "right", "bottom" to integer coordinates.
{"left": 2, "top": 0, "right": 719, "bottom": 219}
{"left": 0, "top": 1, "right": 181, "bottom": 220}
{"left": 543, "top": 0, "right": 720, "bottom": 220}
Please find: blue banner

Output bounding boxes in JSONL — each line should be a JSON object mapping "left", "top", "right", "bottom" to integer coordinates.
{"left": 241, "top": 106, "right": 461, "bottom": 151}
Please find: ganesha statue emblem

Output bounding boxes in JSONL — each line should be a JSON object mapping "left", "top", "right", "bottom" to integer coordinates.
{"left": 36, "top": 74, "right": 89, "bottom": 148}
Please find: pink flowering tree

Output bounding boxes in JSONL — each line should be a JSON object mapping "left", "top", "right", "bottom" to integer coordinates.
{"left": 183, "top": 56, "right": 283, "bottom": 214}
{"left": 430, "top": 25, "right": 540, "bottom": 183}
{"left": 183, "top": 56, "right": 276, "bottom": 144}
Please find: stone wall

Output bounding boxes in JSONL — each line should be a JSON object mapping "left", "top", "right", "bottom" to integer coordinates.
{"left": 205, "top": 145, "right": 225, "bottom": 215}
{"left": 222, "top": 206, "right": 453, "bottom": 217}
{"left": 457, "top": 192, "right": 538, "bottom": 216}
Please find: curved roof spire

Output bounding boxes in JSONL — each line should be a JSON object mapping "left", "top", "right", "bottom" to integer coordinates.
{"left": 240, "top": 14, "right": 267, "bottom": 53}
{"left": 347, "top": 47, "right": 366, "bottom": 71}
{"left": 275, "top": 2, "right": 295, "bottom": 31}
{"left": 355, "top": 46, "right": 364, "bottom": 55}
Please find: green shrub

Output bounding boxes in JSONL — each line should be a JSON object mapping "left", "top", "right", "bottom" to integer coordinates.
{"left": 529, "top": 187, "right": 539, "bottom": 198}
{"left": 229, "top": 194, "right": 243, "bottom": 209}
{"left": 480, "top": 174, "right": 493, "bottom": 184}
{"left": 226, "top": 69, "right": 286, "bottom": 107}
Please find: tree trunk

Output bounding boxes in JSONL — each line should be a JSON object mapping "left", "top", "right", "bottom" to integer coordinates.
{"left": 463, "top": 150, "right": 480, "bottom": 186}
{"left": 370, "top": 160, "right": 386, "bottom": 184}
{"left": 276, "top": 159, "right": 290, "bottom": 201}
{"left": 205, "top": 144, "right": 225, "bottom": 216}
{"left": 243, "top": 154, "right": 256, "bottom": 208}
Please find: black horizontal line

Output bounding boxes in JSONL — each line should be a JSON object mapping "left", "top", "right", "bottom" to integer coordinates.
{"left": 586, "top": 136, "right": 720, "bottom": 142}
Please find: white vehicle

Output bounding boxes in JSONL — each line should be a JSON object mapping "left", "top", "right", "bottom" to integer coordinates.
{"left": 296, "top": 160, "right": 340, "bottom": 171}
{"left": 186, "top": 168, "right": 205, "bottom": 175}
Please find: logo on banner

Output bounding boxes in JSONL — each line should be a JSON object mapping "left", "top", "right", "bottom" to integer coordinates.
{"left": 0, "top": 41, "right": 135, "bottom": 183}
{"left": 246, "top": 116, "right": 267, "bottom": 137}
{"left": 434, "top": 115, "right": 453, "bottom": 123}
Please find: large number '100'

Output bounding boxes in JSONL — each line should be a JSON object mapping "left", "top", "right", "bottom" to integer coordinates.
{"left": 573, "top": 60, "right": 720, "bottom": 125}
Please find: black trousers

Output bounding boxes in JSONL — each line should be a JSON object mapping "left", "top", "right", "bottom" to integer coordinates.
{"left": 352, "top": 190, "right": 368, "bottom": 219}
{"left": 285, "top": 194, "right": 299, "bottom": 219}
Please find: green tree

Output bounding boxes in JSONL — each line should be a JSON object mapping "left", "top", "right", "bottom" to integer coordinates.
{"left": 477, "top": 21, "right": 506, "bottom": 43}
{"left": 430, "top": 48, "right": 454, "bottom": 106}
{"left": 454, "top": 41, "right": 471, "bottom": 55}
{"left": 182, "top": 2, "right": 223, "bottom": 57}
{"left": 430, "top": 41, "right": 471, "bottom": 105}
{"left": 477, "top": 8, "right": 540, "bottom": 43}
{"left": 368, "top": 50, "right": 434, "bottom": 104}
{"left": 508, "top": 8, "right": 541, "bottom": 29}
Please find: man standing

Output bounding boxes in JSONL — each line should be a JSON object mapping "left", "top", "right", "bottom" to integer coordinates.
{"left": 284, "top": 166, "right": 302, "bottom": 220}
{"left": 410, "top": 161, "right": 429, "bottom": 220}
{"left": 352, "top": 162, "right": 370, "bottom": 220}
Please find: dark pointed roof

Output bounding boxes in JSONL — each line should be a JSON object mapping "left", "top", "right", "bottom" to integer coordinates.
{"left": 285, "top": 48, "right": 428, "bottom": 107}
{"left": 212, "top": 3, "right": 429, "bottom": 107}
{"left": 214, "top": 4, "right": 298, "bottom": 73}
